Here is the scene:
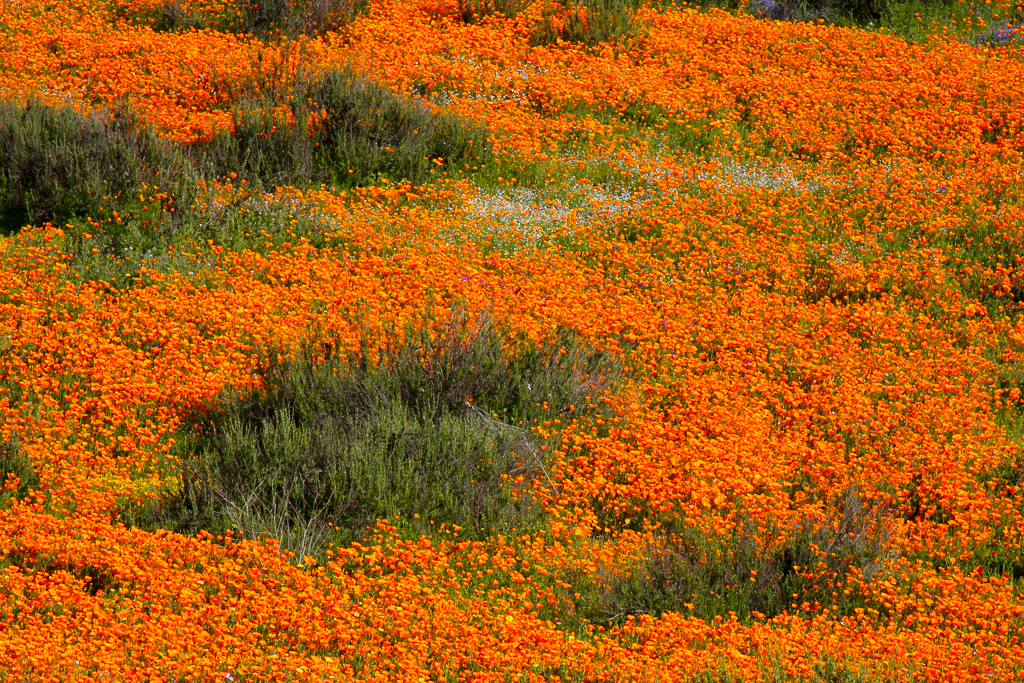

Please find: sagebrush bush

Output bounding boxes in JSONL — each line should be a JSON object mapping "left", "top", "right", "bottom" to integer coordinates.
{"left": 2, "top": 65, "right": 489, "bottom": 273}
{"left": 451, "top": 0, "right": 650, "bottom": 47}
{"left": 131, "top": 304, "right": 623, "bottom": 561}
{"left": 0, "top": 99, "right": 191, "bottom": 234}
{"left": 581, "top": 488, "right": 897, "bottom": 624}
{"left": 244, "top": 0, "right": 368, "bottom": 35}
{"left": 197, "top": 65, "right": 491, "bottom": 190}
{"left": 115, "top": 0, "right": 368, "bottom": 36}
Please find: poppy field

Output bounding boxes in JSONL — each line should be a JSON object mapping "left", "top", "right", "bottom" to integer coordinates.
{"left": 1, "top": 0, "right": 1024, "bottom": 679}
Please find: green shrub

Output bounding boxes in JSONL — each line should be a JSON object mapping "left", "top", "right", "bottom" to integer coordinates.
{"left": 542, "top": 0, "right": 651, "bottom": 47}
{"left": 1, "top": 64, "right": 491, "bottom": 229}
{"left": 0, "top": 99, "right": 191, "bottom": 234}
{"left": 452, "top": 0, "right": 652, "bottom": 47}
{"left": 244, "top": 0, "right": 369, "bottom": 36}
{"left": 193, "top": 64, "right": 491, "bottom": 190}
{"left": 742, "top": 0, "right": 885, "bottom": 23}
{"left": 581, "top": 488, "right": 897, "bottom": 625}
{"left": 113, "top": 0, "right": 368, "bottom": 36}
{"left": 2, "top": 66, "right": 489, "bottom": 269}
{"left": 131, "top": 304, "right": 623, "bottom": 561}
{"left": 455, "top": 0, "right": 533, "bottom": 23}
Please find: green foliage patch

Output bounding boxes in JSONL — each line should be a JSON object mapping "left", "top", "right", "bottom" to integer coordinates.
{"left": 0, "top": 63, "right": 491, "bottom": 283}
{"left": 202, "top": 65, "right": 491, "bottom": 190}
{"left": 577, "top": 488, "right": 897, "bottom": 625}
{"left": 129, "top": 304, "right": 623, "bottom": 561}
{"left": 0, "top": 99, "right": 191, "bottom": 235}
{"left": 113, "top": 0, "right": 369, "bottom": 36}
{"left": 0, "top": 436, "right": 38, "bottom": 510}
{"left": 454, "top": 0, "right": 657, "bottom": 47}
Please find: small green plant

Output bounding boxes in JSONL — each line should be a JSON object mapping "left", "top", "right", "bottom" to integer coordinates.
{"left": 0, "top": 435, "right": 39, "bottom": 509}
{"left": 129, "top": 303, "right": 623, "bottom": 561}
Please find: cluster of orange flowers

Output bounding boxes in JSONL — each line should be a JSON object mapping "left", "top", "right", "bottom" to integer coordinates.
{"left": 2, "top": 0, "right": 1024, "bottom": 679}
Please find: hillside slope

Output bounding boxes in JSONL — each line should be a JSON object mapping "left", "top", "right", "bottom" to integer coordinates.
{"left": 1, "top": 0, "right": 1024, "bottom": 680}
